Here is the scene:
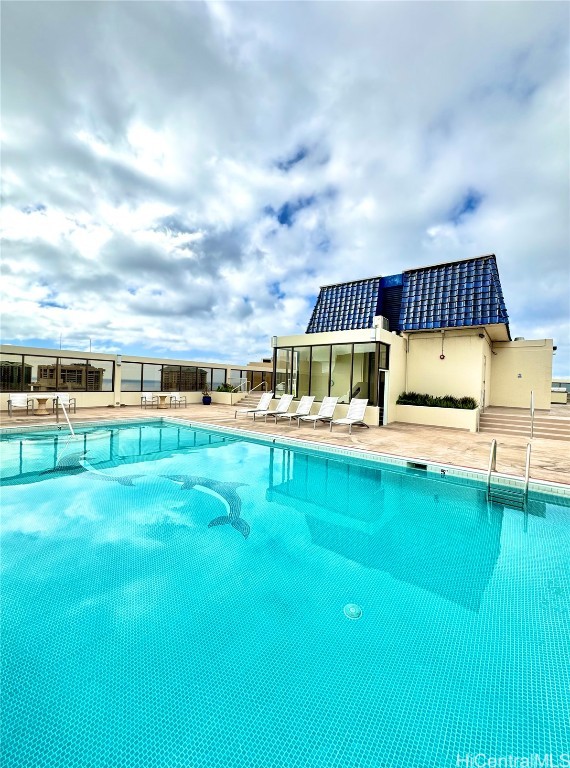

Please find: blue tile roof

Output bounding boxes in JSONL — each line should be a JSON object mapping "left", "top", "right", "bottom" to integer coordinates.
{"left": 306, "top": 255, "right": 509, "bottom": 334}
{"left": 306, "top": 277, "right": 381, "bottom": 334}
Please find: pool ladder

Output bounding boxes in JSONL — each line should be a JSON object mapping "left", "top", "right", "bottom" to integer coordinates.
{"left": 486, "top": 439, "right": 531, "bottom": 510}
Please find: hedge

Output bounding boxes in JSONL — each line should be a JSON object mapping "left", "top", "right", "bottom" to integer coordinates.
{"left": 397, "top": 392, "right": 478, "bottom": 410}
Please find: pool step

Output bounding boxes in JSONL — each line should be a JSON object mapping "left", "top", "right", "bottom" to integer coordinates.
{"left": 488, "top": 486, "right": 526, "bottom": 510}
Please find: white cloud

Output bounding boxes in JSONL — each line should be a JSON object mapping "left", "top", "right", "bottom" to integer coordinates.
{"left": 1, "top": 1, "right": 568, "bottom": 372}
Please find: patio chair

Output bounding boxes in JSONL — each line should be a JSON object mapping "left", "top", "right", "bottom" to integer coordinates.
{"left": 330, "top": 398, "right": 369, "bottom": 434}
{"left": 260, "top": 394, "right": 294, "bottom": 422}
{"left": 141, "top": 392, "right": 158, "bottom": 409}
{"left": 7, "top": 394, "right": 34, "bottom": 416}
{"left": 299, "top": 396, "right": 339, "bottom": 429}
{"left": 276, "top": 395, "right": 315, "bottom": 426}
{"left": 169, "top": 392, "right": 187, "bottom": 408}
{"left": 234, "top": 391, "right": 273, "bottom": 419}
{"left": 52, "top": 393, "right": 77, "bottom": 414}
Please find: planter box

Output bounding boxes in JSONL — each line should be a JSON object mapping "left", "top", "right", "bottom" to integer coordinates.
{"left": 394, "top": 404, "right": 480, "bottom": 432}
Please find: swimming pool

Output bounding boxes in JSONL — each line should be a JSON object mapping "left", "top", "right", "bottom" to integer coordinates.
{"left": 1, "top": 419, "right": 569, "bottom": 768}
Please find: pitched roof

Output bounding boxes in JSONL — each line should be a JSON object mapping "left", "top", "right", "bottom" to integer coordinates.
{"left": 306, "top": 277, "right": 381, "bottom": 334}
{"left": 306, "top": 254, "right": 509, "bottom": 334}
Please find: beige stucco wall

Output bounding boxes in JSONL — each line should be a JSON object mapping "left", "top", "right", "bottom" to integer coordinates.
{"left": 404, "top": 330, "right": 485, "bottom": 402}
{"left": 489, "top": 339, "right": 553, "bottom": 410}
{"left": 551, "top": 390, "right": 567, "bottom": 404}
{"left": 394, "top": 404, "right": 480, "bottom": 432}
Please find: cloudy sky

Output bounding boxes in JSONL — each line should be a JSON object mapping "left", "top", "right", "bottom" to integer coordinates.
{"left": 1, "top": 1, "right": 569, "bottom": 373}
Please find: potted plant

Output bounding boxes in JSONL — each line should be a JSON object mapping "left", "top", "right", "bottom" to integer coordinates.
{"left": 202, "top": 387, "right": 212, "bottom": 405}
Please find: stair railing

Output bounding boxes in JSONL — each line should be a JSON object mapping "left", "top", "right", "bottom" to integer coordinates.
{"left": 486, "top": 439, "right": 497, "bottom": 494}
{"left": 229, "top": 378, "right": 248, "bottom": 406}
{"left": 530, "top": 390, "right": 535, "bottom": 439}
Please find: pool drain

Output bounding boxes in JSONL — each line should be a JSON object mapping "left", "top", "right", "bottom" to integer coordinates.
{"left": 343, "top": 603, "right": 362, "bottom": 620}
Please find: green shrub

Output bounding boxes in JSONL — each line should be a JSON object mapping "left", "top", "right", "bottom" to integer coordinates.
{"left": 396, "top": 392, "right": 477, "bottom": 409}
{"left": 216, "top": 383, "right": 234, "bottom": 392}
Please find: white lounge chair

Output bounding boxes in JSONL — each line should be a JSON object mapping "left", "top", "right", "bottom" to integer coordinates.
{"left": 169, "top": 392, "right": 187, "bottom": 408}
{"left": 141, "top": 392, "right": 158, "bottom": 408}
{"left": 299, "top": 396, "right": 338, "bottom": 429}
{"left": 7, "top": 394, "right": 34, "bottom": 416}
{"left": 52, "top": 393, "right": 77, "bottom": 414}
{"left": 234, "top": 391, "right": 274, "bottom": 419}
{"left": 276, "top": 395, "right": 315, "bottom": 426}
{"left": 330, "top": 398, "right": 369, "bottom": 434}
{"left": 261, "top": 394, "right": 294, "bottom": 422}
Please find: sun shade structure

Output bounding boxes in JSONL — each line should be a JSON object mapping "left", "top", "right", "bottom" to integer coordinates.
{"left": 306, "top": 254, "right": 510, "bottom": 337}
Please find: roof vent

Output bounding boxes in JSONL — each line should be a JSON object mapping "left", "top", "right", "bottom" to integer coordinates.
{"left": 514, "top": 337, "right": 525, "bottom": 341}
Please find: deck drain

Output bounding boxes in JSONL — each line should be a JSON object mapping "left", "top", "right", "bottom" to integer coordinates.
{"left": 343, "top": 603, "right": 362, "bottom": 620}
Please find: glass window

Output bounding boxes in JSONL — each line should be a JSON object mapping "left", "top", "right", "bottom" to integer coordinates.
{"left": 88, "top": 360, "right": 114, "bottom": 391}
{"left": 0, "top": 353, "right": 26, "bottom": 392}
{"left": 179, "top": 366, "right": 197, "bottom": 391}
{"left": 24, "top": 355, "right": 59, "bottom": 392}
{"left": 229, "top": 369, "right": 242, "bottom": 388}
{"left": 212, "top": 368, "right": 226, "bottom": 390}
{"left": 352, "top": 343, "right": 376, "bottom": 405}
{"left": 310, "top": 346, "right": 330, "bottom": 401}
{"left": 264, "top": 371, "right": 273, "bottom": 392}
{"left": 379, "top": 343, "right": 390, "bottom": 370}
{"left": 57, "top": 358, "right": 87, "bottom": 390}
{"left": 252, "top": 370, "right": 264, "bottom": 390}
{"left": 197, "top": 367, "right": 210, "bottom": 391}
{"left": 330, "top": 345, "right": 353, "bottom": 403}
{"left": 143, "top": 363, "right": 163, "bottom": 391}
{"left": 161, "top": 365, "right": 181, "bottom": 391}
{"left": 274, "top": 349, "right": 292, "bottom": 396}
{"left": 121, "top": 361, "right": 143, "bottom": 391}
{"left": 292, "top": 347, "right": 310, "bottom": 399}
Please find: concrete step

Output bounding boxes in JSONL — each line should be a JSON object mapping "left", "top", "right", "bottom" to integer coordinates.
{"left": 481, "top": 414, "right": 570, "bottom": 428}
{"left": 479, "top": 421, "right": 570, "bottom": 441}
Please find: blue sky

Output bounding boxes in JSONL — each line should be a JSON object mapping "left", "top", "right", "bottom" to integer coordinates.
{"left": 1, "top": 2, "right": 569, "bottom": 374}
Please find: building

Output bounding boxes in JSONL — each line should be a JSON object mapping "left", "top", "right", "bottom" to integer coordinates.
{"left": 272, "top": 254, "right": 554, "bottom": 428}
{"left": 36, "top": 362, "right": 105, "bottom": 391}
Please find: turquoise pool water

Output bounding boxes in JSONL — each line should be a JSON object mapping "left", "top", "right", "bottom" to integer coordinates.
{"left": 1, "top": 420, "right": 569, "bottom": 768}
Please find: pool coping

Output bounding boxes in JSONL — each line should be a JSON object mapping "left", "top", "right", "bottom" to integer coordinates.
{"left": 2, "top": 416, "right": 569, "bottom": 499}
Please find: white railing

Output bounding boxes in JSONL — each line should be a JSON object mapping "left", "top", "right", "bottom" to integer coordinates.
{"left": 523, "top": 442, "right": 532, "bottom": 501}
{"left": 56, "top": 397, "right": 75, "bottom": 437}
{"left": 486, "top": 439, "right": 497, "bottom": 493}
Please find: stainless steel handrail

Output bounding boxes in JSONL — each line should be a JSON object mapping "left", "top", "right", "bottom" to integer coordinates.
{"left": 55, "top": 397, "right": 76, "bottom": 437}
{"left": 487, "top": 439, "right": 497, "bottom": 493}
{"left": 229, "top": 378, "right": 248, "bottom": 393}
{"left": 523, "top": 442, "right": 532, "bottom": 501}
{"left": 530, "top": 390, "right": 535, "bottom": 439}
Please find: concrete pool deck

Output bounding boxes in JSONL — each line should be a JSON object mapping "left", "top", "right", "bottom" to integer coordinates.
{"left": 2, "top": 403, "right": 569, "bottom": 487}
